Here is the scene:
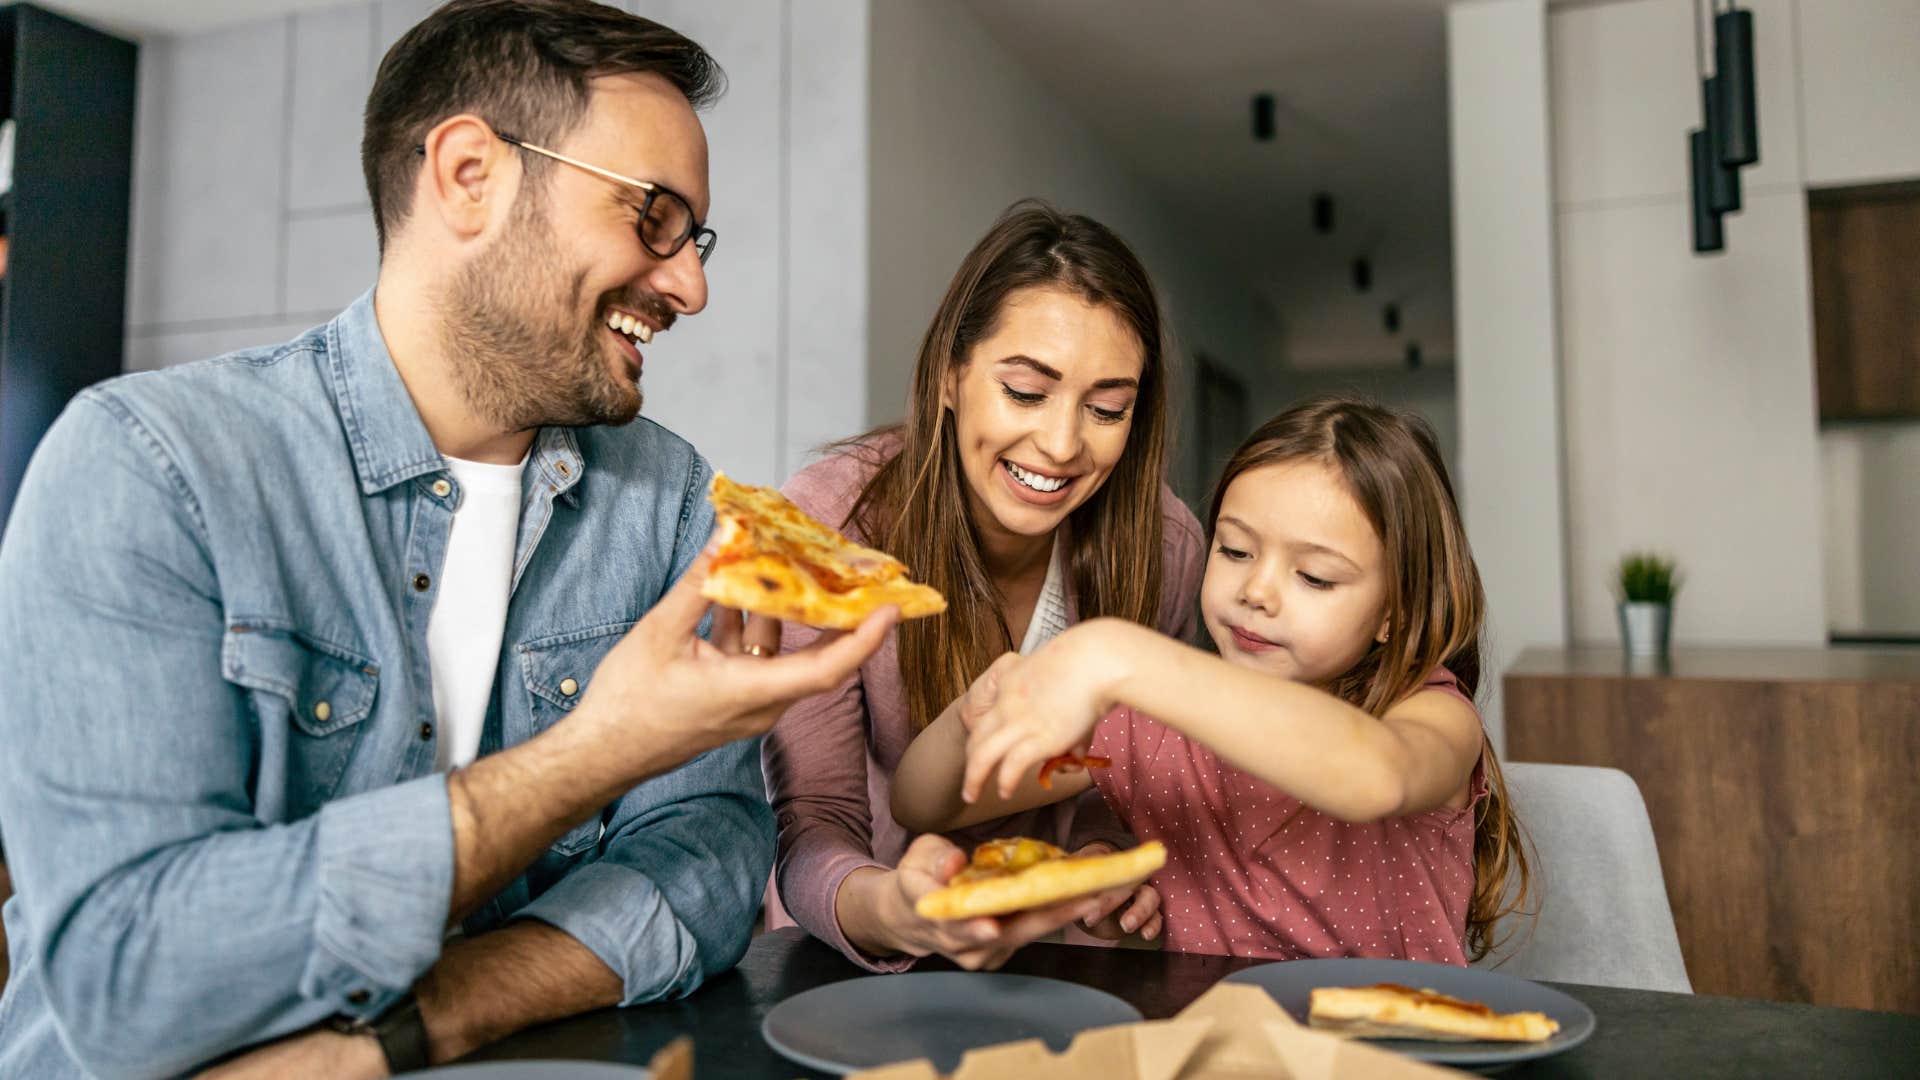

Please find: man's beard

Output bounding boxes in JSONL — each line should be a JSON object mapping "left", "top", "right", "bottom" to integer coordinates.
{"left": 436, "top": 197, "right": 650, "bottom": 431}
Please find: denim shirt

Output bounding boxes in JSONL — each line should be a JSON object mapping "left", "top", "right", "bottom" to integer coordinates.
{"left": 0, "top": 291, "right": 771, "bottom": 1078}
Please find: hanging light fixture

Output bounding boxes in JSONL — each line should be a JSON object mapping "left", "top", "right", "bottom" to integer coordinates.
{"left": 1383, "top": 303, "right": 1401, "bottom": 333}
{"left": 1690, "top": 128, "right": 1725, "bottom": 253}
{"left": 1252, "top": 93, "right": 1276, "bottom": 142}
{"left": 1714, "top": 3, "right": 1759, "bottom": 166}
{"left": 1702, "top": 75, "right": 1742, "bottom": 213}
{"left": 1351, "top": 257, "right": 1372, "bottom": 292}
{"left": 1689, "top": 1, "right": 1727, "bottom": 253}
{"left": 1312, "top": 192, "right": 1334, "bottom": 234}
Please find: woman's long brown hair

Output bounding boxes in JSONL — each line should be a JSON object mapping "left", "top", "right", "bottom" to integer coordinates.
{"left": 842, "top": 200, "right": 1172, "bottom": 732}
{"left": 1203, "top": 396, "right": 1532, "bottom": 960}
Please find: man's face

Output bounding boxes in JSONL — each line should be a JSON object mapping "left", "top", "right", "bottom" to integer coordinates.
{"left": 440, "top": 72, "right": 712, "bottom": 431}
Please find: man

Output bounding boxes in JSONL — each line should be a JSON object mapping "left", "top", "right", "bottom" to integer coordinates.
{"left": 0, "top": 2, "right": 891, "bottom": 1076}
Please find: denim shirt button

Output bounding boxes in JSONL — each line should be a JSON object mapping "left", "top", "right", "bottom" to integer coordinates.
{"left": 559, "top": 678, "right": 579, "bottom": 696}
{"left": 412, "top": 573, "right": 431, "bottom": 592}
{"left": 431, "top": 478, "right": 451, "bottom": 498}
{"left": 419, "top": 722, "right": 433, "bottom": 741}
{"left": 313, "top": 701, "right": 331, "bottom": 722}
{"left": 346, "top": 989, "right": 371, "bottom": 1006}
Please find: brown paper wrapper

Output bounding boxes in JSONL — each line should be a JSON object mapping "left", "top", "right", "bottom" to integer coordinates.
{"left": 847, "top": 984, "right": 1468, "bottom": 1080}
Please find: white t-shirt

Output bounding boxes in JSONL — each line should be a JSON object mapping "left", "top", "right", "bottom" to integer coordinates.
{"left": 426, "top": 453, "right": 527, "bottom": 772}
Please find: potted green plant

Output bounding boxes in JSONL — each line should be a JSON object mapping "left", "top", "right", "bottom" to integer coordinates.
{"left": 1616, "top": 552, "right": 1680, "bottom": 657}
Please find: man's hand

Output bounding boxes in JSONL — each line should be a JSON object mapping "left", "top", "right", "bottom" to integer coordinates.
{"left": 194, "top": 1028, "right": 385, "bottom": 1080}
{"left": 445, "top": 551, "right": 893, "bottom": 925}
{"left": 573, "top": 550, "right": 896, "bottom": 786}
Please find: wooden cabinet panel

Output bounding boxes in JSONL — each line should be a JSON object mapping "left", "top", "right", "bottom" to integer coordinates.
{"left": 1809, "top": 184, "right": 1920, "bottom": 421}
{"left": 1506, "top": 648, "right": 1920, "bottom": 1014}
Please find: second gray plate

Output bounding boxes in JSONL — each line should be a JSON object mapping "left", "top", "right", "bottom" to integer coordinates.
{"left": 1224, "top": 957, "right": 1597, "bottom": 1068}
{"left": 761, "top": 972, "right": 1143, "bottom": 1075}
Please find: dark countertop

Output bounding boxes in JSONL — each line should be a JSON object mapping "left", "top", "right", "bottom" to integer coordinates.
{"left": 1504, "top": 645, "right": 1920, "bottom": 683}
{"left": 461, "top": 928, "right": 1920, "bottom": 1078}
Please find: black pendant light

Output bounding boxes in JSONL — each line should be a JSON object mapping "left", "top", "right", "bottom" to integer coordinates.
{"left": 1714, "top": 4, "right": 1759, "bottom": 166}
{"left": 1688, "top": 1, "right": 1727, "bottom": 253}
{"left": 1312, "top": 192, "right": 1334, "bottom": 234}
{"left": 1689, "top": 128, "right": 1725, "bottom": 253}
{"left": 1252, "top": 93, "right": 1276, "bottom": 142}
{"left": 1383, "top": 303, "right": 1401, "bottom": 333}
{"left": 1702, "top": 75, "right": 1742, "bottom": 213}
{"left": 1351, "top": 257, "right": 1372, "bottom": 292}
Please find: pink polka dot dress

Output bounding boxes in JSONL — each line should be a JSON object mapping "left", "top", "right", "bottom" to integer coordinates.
{"left": 1088, "top": 670, "right": 1485, "bottom": 964}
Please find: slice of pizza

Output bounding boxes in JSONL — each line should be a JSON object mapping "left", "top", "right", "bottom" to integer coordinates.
{"left": 702, "top": 472, "right": 947, "bottom": 629}
{"left": 1308, "top": 984, "right": 1560, "bottom": 1043}
{"left": 914, "top": 838, "right": 1167, "bottom": 920}
{"left": 1037, "top": 751, "right": 1111, "bottom": 788}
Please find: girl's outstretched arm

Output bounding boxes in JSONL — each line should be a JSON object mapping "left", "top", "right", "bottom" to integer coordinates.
{"left": 965, "top": 619, "right": 1482, "bottom": 822}
{"left": 891, "top": 653, "right": 1094, "bottom": 834}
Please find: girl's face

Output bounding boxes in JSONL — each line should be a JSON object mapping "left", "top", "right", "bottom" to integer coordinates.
{"left": 1201, "top": 459, "right": 1391, "bottom": 685}
{"left": 943, "top": 286, "right": 1145, "bottom": 542}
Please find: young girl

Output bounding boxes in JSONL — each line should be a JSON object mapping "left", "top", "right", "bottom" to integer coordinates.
{"left": 894, "top": 396, "right": 1530, "bottom": 963}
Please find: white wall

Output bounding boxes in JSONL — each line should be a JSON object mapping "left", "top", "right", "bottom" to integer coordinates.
{"left": 1546, "top": 0, "right": 1831, "bottom": 647}
{"left": 1799, "top": 0, "right": 1920, "bottom": 638}
{"left": 1798, "top": 0, "right": 1920, "bottom": 188}
{"left": 1824, "top": 426, "right": 1920, "bottom": 635}
{"left": 866, "top": 0, "right": 1258, "bottom": 508}
{"left": 1447, "top": 0, "right": 1566, "bottom": 749}
{"left": 123, "top": 0, "right": 867, "bottom": 485}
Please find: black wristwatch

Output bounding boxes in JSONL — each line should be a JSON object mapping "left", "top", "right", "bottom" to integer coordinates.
{"left": 327, "top": 991, "right": 430, "bottom": 1074}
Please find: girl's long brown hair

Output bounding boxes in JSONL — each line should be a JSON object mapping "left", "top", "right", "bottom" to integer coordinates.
{"left": 843, "top": 200, "right": 1171, "bottom": 732}
{"left": 1204, "top": 396, "right": 1531, "bottom": 960}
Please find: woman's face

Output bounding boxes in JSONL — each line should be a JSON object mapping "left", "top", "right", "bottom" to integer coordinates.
{"left": 944, "top": 286, "right": 1147, "bottom": 543}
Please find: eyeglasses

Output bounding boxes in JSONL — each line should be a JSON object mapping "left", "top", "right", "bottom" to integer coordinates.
{"left": 414, "top": 130, "right": 717, "bottom": 265}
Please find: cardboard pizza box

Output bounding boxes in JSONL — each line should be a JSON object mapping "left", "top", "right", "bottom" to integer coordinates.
{"left": 847, "top": 984, "right": 1467, "bottom": 1080}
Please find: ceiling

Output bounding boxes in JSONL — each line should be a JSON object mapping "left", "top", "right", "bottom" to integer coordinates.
{"left": 965, "top": 0, "right": 1458, "bottom": 369}
{"left": 38, "top": 0, "right": 352, "bottom": 37}
{"left": 51, "top": 0, "right": 1458, "bottom": 370}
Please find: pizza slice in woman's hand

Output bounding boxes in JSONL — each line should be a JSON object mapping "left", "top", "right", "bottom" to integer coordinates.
{"left": 702, "top": 472, "right": 947, "bottom": 629}
{"left": 913, "top": 837, "right": 1166, "bottom": 920}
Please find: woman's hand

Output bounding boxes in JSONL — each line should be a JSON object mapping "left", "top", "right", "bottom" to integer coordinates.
{"left": 963, "top": 621, "right": 1132, "bottom": 802}
{"left": 1070, "top": 842, "right": 1165, "bottom": 943}
{"left": 838, "top": 835, "right": 1128, "bottom": 971}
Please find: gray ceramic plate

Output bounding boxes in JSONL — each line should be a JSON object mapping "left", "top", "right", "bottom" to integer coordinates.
{"left": 398, "top": 1063, "right": 649, "bottom": 1079}
{"left": 762, "top": 972, "right": 1144, "bottom": 1075}
{"left": 1224, "top": 958, "right": 1596, "bottom": 1068}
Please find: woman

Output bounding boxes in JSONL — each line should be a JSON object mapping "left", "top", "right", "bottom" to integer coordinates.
{"left": 756, "top": 200, "right": 1205, "bottom": 971}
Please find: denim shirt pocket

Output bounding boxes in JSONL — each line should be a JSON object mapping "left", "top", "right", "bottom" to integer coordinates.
{"left": 518, "top": 621, "right": 633, "bottom": 857}
{"left": 223, "top": 624, "right": 379, "bottom": 816}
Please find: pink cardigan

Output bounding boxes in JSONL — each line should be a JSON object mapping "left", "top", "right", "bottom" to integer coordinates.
{"left": 762, "top": 441, "right": 1207, "bottom": 969}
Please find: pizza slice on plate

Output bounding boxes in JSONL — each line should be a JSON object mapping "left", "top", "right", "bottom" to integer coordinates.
{"left": 1308, "top": 984, "right": 1560, "bottom": 1043}
{"left": 914, "top": 838, "right": 1167, "bottom": 920}
{"left": 701, "top": 472, "right": 946, "bottom": 629}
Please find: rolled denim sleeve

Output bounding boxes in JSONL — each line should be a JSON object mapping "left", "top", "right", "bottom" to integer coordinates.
{"left": 0, "top": 395, "right": 453, "bottom": 1078}
{"left": 515, "top": 740, "right": 772, "bottom": 1004}
{"left": 515, "top": 455, "right": 771, "bottom": 1002}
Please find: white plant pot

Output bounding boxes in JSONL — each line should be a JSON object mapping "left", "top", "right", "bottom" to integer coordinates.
{"left": 1618, "top": 601, "right": 1672, "bottom": 658}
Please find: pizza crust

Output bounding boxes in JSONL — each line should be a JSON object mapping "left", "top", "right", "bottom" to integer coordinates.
{"left": 1308, "top": 985, "right": 1559, "bottom": 1043}
{"left": 914, "top": 840, "right": 1168, "bottom": 920}
{"left": 700, "top": 474, "right": 946, "bottom": 629}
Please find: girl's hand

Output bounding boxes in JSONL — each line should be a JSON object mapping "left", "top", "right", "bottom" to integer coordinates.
{"left": 963, "top": 622, "right": 1130, "bottom": 802}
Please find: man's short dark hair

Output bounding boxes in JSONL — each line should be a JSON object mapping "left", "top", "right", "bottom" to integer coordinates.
{"left": 362, "top": 0, "right": 724, "bottom": 253}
